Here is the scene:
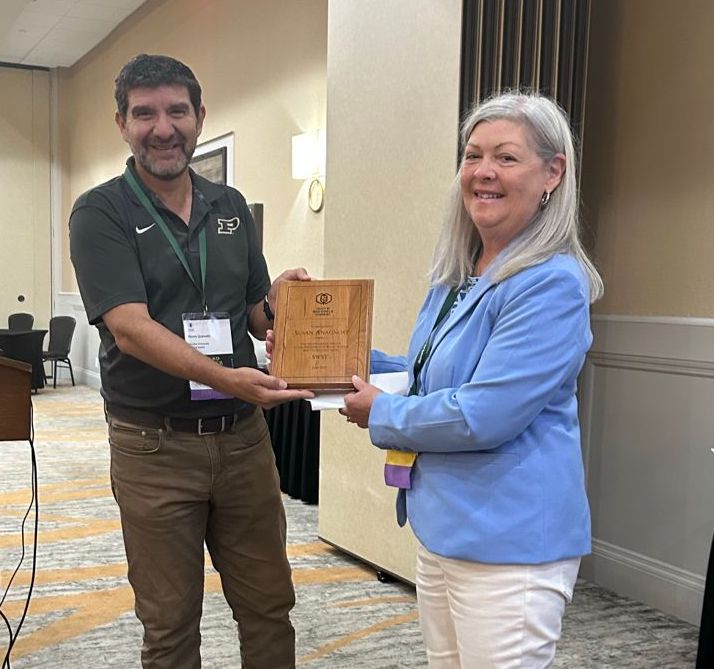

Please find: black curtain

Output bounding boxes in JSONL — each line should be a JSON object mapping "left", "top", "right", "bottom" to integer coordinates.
{"left": 265, "top": 400, "right": 320, "bottom": 504}
{"left": 460, "top": 0, "right": 590, "bottom": 142}
{"left": 696, "top": 533, "right": 714, "bottom": 667}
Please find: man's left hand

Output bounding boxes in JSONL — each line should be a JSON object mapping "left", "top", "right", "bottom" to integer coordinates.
{"left": 267, "top": 267, "right": 311, "bottom": 314}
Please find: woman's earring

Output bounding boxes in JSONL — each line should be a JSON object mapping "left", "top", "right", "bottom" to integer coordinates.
{"left": 540, "top": 191, "right": 551, "bottom": 209}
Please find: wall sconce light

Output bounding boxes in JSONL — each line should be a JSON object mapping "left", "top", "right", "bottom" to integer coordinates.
{"left": 292, "top": 130, "right": 326, "bottom": 212}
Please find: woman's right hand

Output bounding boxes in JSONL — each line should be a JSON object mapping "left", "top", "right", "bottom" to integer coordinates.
{"left": 340, "top": 376, "right": 381, "bottom": 429}
{"left": 265, "top": 329, "right": 275, "bottom": 372}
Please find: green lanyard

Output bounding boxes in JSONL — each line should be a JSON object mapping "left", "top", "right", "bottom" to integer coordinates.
{"left": 123, "top": 167, "right": 208, "bottom": 312}
{"left": 409, "top": 287, "right": 459, "bottom": 396}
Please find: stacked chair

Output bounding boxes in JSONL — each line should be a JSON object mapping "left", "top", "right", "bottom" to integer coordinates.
{"left": 42, "top": 316, "right": 76, "bottom": 388}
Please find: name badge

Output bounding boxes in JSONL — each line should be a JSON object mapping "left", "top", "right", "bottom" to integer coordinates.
{"left": 182, "top": 312, "right": 234, "bottom": 400}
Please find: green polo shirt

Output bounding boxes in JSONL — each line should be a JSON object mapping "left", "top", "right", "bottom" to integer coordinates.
{"left": 69, "top": 158, "right": 270, "bottom": 418}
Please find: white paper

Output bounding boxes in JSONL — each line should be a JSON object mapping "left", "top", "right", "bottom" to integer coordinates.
{"left": 252, "top": 337, "right": 268, "bottom": 370}
{"left": 306, "top": 371, "right": 409, "bottom": 411}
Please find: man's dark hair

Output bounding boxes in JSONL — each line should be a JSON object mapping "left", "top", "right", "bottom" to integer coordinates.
{"left": 114, "top": 54, "right": 202, "bottom": 118}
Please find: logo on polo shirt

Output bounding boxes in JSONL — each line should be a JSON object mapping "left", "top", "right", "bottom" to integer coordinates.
{"left": 135, "top": 223, "right": 156, "bottom": 235}
{"left": 217, "top": 217, "right": 241, "bottom": 234}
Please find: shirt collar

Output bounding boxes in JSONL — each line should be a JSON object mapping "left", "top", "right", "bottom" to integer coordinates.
{"left": 124, "top": 156, "right": 225, "bottom": 209}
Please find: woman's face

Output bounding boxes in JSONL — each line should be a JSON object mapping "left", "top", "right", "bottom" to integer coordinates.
{"left": 460, "top": 119, "right": 564, "bottom": 247}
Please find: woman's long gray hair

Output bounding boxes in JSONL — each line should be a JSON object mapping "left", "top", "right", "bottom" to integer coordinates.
{"left": 429, "top": 92, "right": 603, "bottom": 302}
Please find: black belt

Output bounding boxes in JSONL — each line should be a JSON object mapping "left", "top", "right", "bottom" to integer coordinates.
{"left": 105, "top": 402, "right": 256, "bottom": 436}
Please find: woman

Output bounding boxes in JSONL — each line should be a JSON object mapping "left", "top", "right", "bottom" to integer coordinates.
{"left": 342, "top": 92, "right": 603, "bottom": 668}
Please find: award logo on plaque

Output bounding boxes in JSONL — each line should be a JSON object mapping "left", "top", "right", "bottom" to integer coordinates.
{"left": 271, "top": 279, "right": 374, "bottom": 389}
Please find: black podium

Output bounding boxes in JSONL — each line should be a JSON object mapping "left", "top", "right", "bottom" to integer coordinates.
{"left": 0, "top": 329, "right": 48, "bottom": 391}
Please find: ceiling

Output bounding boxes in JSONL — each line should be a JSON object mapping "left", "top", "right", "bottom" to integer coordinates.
{"left": 0, "top": 0, "right": 149, "bottom": 68}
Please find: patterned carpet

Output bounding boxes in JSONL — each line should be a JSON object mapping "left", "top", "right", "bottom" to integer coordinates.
{"left": 0, "top": 385, "right": 701, "bottom": 667}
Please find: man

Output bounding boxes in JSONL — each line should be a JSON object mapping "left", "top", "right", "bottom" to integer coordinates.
{"left": 70, "top": 53, "right": 312, "bottom": 668}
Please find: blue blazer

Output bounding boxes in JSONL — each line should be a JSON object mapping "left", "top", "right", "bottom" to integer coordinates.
{"left": 369, "top": 253, "right": 592, "bottom": 564}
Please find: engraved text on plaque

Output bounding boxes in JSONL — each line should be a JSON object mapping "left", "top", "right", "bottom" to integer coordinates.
{"left": 271, "top": 279, "right": 374, "bottom": 390}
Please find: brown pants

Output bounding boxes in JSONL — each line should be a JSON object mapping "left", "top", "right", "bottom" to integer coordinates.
{"left": 107, "top": 408, "right": 295, "bottom": 669}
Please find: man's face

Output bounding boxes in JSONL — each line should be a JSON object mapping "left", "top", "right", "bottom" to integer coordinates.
{"left": 116, "top": 84, "right": 205, "bottom": 181}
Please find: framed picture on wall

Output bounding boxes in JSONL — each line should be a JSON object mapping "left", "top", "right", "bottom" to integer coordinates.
{"left": 190, "top": 133, "right": 262, "bottom": 249}
{"left": 190, "top": 132, "right": 234, "bottom": 186}
{"left": 248, "top": 202, "right": 264, "bottom": 250}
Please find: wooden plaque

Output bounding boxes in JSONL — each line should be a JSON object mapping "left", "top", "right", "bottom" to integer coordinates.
{"left": 271, "top": 279, "right": 374, "bottom": 389}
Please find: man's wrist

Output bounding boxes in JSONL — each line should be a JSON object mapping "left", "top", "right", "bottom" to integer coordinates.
{"left": 263, "top": 296, "right": 275, "bottom": 322}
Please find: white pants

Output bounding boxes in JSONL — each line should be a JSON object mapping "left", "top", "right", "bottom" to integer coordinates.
{"left": 416, "top": 544, "right": 580, "bottom": 669}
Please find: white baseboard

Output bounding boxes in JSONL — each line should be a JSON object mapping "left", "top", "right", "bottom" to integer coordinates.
{"left": 76, "top": 368, "right": 101, "bottom": 390}
{"left": 581, "top": 539, "right": 705, "bottom": 625}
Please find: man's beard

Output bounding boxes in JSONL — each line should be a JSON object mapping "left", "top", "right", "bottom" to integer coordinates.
{"left": 134, "top": 134, "right": 196, "bottom": 181}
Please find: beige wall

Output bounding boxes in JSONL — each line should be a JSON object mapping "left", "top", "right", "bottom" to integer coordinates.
{"left": 578, "top": 0, "right": 714, "bottom": 623}
{"left": 582, "top": 0, "right": 714, "bottom": 317}
{"left": 58, "top": 0, "right": 327, "bottom": 292}
{"left": 0, "top": 66, "right": 51, "bottom": 327}
{"left": 318, "top": 0, "right": 462, "bottom": 581}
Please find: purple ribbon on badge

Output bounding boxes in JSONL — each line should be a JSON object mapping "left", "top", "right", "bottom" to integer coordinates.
{"left": 384, "top": 450, "right": 418, "bottom": 489}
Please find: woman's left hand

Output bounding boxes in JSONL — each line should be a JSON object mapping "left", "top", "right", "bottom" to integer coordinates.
{"left": 340, "top": 376, "right": 381, "bottom": 429}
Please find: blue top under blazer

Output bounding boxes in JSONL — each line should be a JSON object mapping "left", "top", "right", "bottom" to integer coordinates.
{"left": 369, "top": 253, "right": 593, "bottom": 565}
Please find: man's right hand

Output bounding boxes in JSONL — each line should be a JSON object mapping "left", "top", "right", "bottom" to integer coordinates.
{"left": 227, "top": 367, "right": 314, "bottom": 409}
{"left": 103, "top": 303, "right": 313, "bottom": 408}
